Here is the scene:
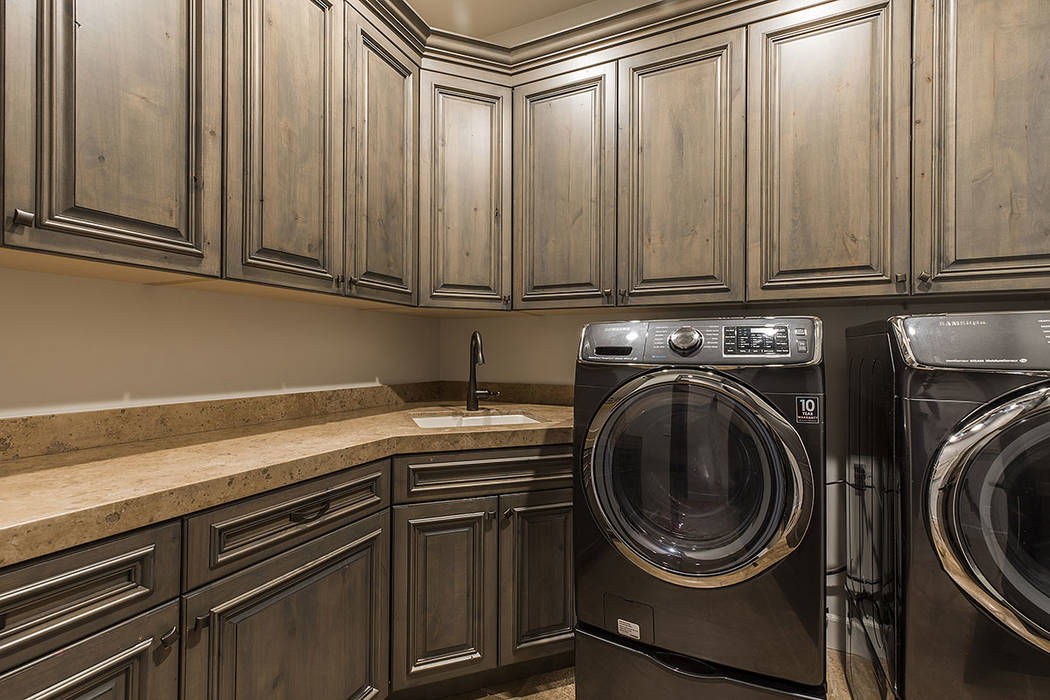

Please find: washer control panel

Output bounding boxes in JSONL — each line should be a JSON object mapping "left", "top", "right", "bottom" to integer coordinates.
{"left": 580, "top": 317, "right": 820, "bottom": 365}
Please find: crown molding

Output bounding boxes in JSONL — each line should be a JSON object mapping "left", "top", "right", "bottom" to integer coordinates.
{"left": 360, "top": 0, "right": 775, "bottom": 75}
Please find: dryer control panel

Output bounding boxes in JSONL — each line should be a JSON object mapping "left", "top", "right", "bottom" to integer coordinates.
{"left": 579, "top": 317, "right": 821, "bottom": 366}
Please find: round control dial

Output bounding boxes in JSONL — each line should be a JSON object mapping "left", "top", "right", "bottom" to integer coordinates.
{"left": 668, "top": 326, "right": 703, "bottom": 356}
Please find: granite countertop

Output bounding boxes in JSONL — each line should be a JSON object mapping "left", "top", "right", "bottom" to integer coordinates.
{"left": 0, "top": 401, "right": 572, "bottom": 569}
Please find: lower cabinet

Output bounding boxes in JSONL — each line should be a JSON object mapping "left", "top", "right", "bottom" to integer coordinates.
{"left": 182, "top": 511, "right": 390, "bottom": 700}
{"left": 0, "top": 602, "right": 180, "bottom": 699}
{"left": 392, "top": 490, "right": 574, "bottom": 691}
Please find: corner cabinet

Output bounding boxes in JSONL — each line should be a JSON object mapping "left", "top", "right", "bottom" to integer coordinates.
{"left": 345, "top": 6, "right": 419, "bottom": 306}
{"left": 617, "top": 29, "right": 746, "bottom": 306}
{"left": 419, "top": 72, "right": 513, "bottom": 310}
{"left": 223, "top": 0, "right": 345, "bottom": 294}
{"left": 513, "top": 63, "right": 617, "bottom": 310}
{"left": 746, "top": 0, "right": 911, "bottom": 300}
{"left": 2, "top": 0, "right": 222, "bottom": 275}
{"left": 912, "top": 0, "right": 1050, "bottom": 294}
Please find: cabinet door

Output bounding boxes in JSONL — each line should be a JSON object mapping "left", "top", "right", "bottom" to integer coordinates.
{"left": 746, "top": 0, "right": 910, "bottom": 300}
{"left": 346, "top": 8, "right": 419, "bottom": 306}
{"left": 499, "top": 490, "right": 574, "bottom": 665}
{"left": 224, "top": 0, "right": 344, "bottom": 294}
{"left": 0, "top": 602, "right": 179, "bottom": 700}
{"left": 183, "top": 512, "right": 390, "bottom": 700}
{"left": 913, "top": 0, "right": 1050, "bottom": 293}
{"left": 617, "top": 29, "right": 745, "bottom": 306}
{"left": 419, "top": 72, "right": 512, "bottom": 309}
{"left": 514, "top": 63, "right": 617, "bottom": 309}
{"left": 392, "top": 497, "right": 499, "bottom": 690}
{"left": 2, "top": 0, "right": 221, "bottom": 275}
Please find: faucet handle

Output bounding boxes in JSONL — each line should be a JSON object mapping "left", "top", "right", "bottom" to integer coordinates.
{"left": 476, "top": 388, "right": 500, "bottom": 399}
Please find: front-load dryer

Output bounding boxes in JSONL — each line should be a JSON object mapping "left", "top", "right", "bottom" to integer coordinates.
{"left": 573, "top": 317, "right": 826, "bottom": 700}
{"left": 846, "top": 311, "right": 1050, "bottom": 698}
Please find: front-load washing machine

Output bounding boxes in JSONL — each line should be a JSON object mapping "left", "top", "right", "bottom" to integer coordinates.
{"left": 846, "top": 311, "right": 1050, "bottom": 698}
{"left": 573, "top": 317, "right": 826, "bottom": 699}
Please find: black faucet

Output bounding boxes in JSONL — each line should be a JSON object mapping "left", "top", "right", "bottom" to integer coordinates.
{"left": 467, "top": 330, "right": 499, "bottom": 410}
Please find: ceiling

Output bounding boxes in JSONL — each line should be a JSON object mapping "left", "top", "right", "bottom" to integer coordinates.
{"left": 408, "top": 0, "right": 651, "bottom": 46}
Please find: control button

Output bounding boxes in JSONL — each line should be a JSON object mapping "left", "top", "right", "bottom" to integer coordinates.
{"left": 668, "top": 326, "right": 703, "bottom": 356}
{"left": 796, "top": 339, "right": 809, "bottom": 353}
{"left": 794, "top": 327, "right": 808, "bottom": 337}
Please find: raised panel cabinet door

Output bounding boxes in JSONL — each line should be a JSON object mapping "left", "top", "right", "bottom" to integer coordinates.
{"left": 617, "top": 29, "right": 746, "bottom": 306}
{"left": 419, "top": 72, "right": 512, "bottom": 309}
{"left": 224, "top": 0, "right": 345, "bottom": 294}
{"left": 2, "top": 0, "right": 221, "bottom": 274}
{"left": 498, "top": 490, "right": 574, "bottom": 665}
{"left": 746, "top": 0, "right": 911, "bottom": 300}
{"left": 514, "top": 63, "right": 617, "bottom": 309}
{"left": 392, "top": 497, "right": 499, "bottom": 690}
{"left": 0, "top": 602, "right": 179, "bottom": 700}
{"left": 345, "top": 8, "right": 419, "bottom": 306}
{"left": 182, "top": 512, "right": 390, "bottom": 700}
{"left": 913, "top": 0, "right": 1050, "bottom": 293}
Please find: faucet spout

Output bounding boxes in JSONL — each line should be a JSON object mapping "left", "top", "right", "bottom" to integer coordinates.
{"left": 467, "top": 331, "right": 497, "bottom": 410}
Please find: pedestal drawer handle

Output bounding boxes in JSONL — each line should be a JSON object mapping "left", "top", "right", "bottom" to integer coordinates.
{"left": 288, "top": 501, "right": 331, "bottom": 524}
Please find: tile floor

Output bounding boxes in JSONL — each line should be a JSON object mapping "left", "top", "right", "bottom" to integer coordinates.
{"left": 443, "top": 651, "right": 860, "bottom": 699}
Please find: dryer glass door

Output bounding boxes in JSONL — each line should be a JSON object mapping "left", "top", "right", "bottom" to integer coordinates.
{"left": 929, "top": 384, "right": 1050, "bottom": 652}
{"left": 583, "top": 370, "right": 814, "bottom": 588}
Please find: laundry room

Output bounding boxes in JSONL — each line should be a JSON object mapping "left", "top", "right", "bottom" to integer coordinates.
{"left": 0, "top": 0, "right": 1048, "bottom": 699}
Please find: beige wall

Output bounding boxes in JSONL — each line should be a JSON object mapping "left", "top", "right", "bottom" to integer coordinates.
{"left": 0, "top": 268, "right": 440, "bottom": 418}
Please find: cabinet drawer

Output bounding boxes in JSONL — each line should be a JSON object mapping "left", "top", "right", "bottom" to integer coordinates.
{"left": 393, "top": 445, "right": 573, "bottom": 503}
{"left": 183, "top": 458, "right": 390, "bottom": 590}
{"left": 0, "top": 522, "right": 180, "bottom": 673}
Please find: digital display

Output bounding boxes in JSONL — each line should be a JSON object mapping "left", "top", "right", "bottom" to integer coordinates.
{"left": 723, "top": 326, "right": 790, "bottom": 356}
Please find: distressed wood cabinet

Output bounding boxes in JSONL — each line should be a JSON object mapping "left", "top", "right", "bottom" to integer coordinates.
{"left": 912, "top": 0, "right": 1050, "bottom": 294}
{"left": 183, "top": 511, "right": 390, "bottom": 700}
{"left": 499, "top": 489, "right": 574, "bottom": 665}
{"left": 419, "top": 72, "right": 512, "bottom": 309}
{"left": 392, "top": 497, "right": 500, "bottom": 690}
{"left": 2, "top": 0, "right": 222, "bottom": 275}
{"left": 223, "top": 0, "right": 345, "bottom": 294}
{"left": 746, "top": 0, "right": 911, "bottom": 300}
{"left": 617, "top": 29, "right": 746, "bottom": 306}
{"left": 513, "top": 63, "right": 618, "bottom": 309}
{"left": 345, "top": 6, "right": 419, "bottom": 306}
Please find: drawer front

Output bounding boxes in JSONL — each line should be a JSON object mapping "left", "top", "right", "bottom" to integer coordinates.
{"left": 184, "top": 458, "right": 390, "bottom": 590}
{"left": 0, "top": 522, "right": 180, "bottom": 673}
{"left": 393, "top": 445, "right": 573, "bottom": 503}
{"left": 0, "top": 601, "right": 180, "bottom": 700}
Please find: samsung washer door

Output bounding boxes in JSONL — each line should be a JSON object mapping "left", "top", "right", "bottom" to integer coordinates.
{"left": 929, "top": 383, "right": 1050, "bottom": 653}
{"left": 582, "top": 369, "right": 815, "bottom": 588}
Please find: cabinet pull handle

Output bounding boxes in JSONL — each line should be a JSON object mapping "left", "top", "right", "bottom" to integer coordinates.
{"left": 159, "top": 625, "right": 180, "bottom": 650}
{"left": 192, "top": 614, "right": 210, "bottom": 632}
{"left": 601, "top": 288, "right": 612, "bottom": 298}
{"left": 348, "top": 276, "right": 357, "bottom": 286}
{"left": 12, "top": 209, "right": 34, "bottom": 227}
{"left": 917, "top": 271, "right": 931, "bottom": 283}
{"left": 502, "top": 294, "right": 511, "bottom": 305}
{"left": 502, "top": 508, "right": 514, "bottom": 520}
{"left": 894, "top": 273, "right": 907, "bottom": 283}
{"left": 485, "top": 510, "right": 496, "bottom": 521}
{"left": 288, "top": 501, "right": 331, "bottom": 524}
{"left": 618, "top": 289, "right": 628, "bottom": 300}
{"left": 335, "top": 274, "right": 345, "bottom": 286}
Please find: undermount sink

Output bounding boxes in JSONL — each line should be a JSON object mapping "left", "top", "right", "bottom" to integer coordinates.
{"left": 412, "top": 414, "right": 540, "bottom": 429}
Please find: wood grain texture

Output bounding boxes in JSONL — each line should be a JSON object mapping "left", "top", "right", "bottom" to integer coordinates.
{"left": 617, "top": 29, "right": 745, "bottom": 306}
{"left": 3, "top": 0, "right": 221, "bottom": 274}
{"left": 419, "top": 72, "right": 512, "bottom": 309}
{"left": 182, "top": 512, "right": 390, "bottom": 700}
{"left": 513, "top": 63, "right": 617, "bottom": 309}
{"left": 346, "top": 7, "right": 419, "bottom": 306}
{"left": 224, "top": 0, "right": 345, "bottom": 293}
{"left": 746, "top": 0, "right": 910, "bottom": 300}
{"left": 913, "top": 0, "right": 1050, "bottom": 293}
{"left": 392, "top": 498, "right": 499, "bottom": 690}
{"left": 498, "top": 489, "right": 574, "bottom": 665}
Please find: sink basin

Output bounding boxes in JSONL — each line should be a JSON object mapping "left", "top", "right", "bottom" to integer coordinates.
{"left": 412, "top": 414, "right": 540, "bottom": 429}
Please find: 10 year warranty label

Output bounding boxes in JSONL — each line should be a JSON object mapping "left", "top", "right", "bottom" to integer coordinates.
{"left": 796, "top": 396, "right": 820, "bottom": 424}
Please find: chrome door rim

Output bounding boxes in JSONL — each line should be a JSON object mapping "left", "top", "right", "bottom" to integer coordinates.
{"left": 581, "top": 369, "right": 815, "bottom": 588}
{"left": 927, "top": 384, "right": 1050, "bottom": 654}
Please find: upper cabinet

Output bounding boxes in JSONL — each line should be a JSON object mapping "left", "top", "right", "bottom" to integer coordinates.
{"left": 617, "top": 29, "right": 746, "bottom": 306}
{"left": 514, "top": 63, "right": 617, "bottom": 309}
{"left": 345, "top": 7, "right": 419, "bottom": 306}
{"left": 419, "top": 72, "right": 512, "bottom": 309}
{"left": 2, "top": 0, "right": 222, "bottom": 275}
{"left": 913, "top": 0, "right": 1050, "bottom": 294}
{"left": 746, "top": 0, "right": 911, "bottom": 300}
{"left": 224, "top": 0, "right": 345, "bottom": 294}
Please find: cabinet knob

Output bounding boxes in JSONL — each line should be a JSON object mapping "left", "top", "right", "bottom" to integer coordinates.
{"left": 502, "top": 508, "right": 514, "bottom": 520}
{"left": 618, "top": 289, "right": 628, "bottom": 300}
{"left": 917, "top": 271, "right": 932, "bottom": 283}
{"left": 12, "top": 209, "right": 34, "bottom": 227}
{"left": 894, "top": 273, "right": 907, "bottom": 283}
{"left": 348, "top": 276, "right": 357, "bottom": 286}
{"left": 159, "top": 625, "right": 180, "bottom": 650}
{"left": 502, "top": 294, "right": 511, "bottom": 306}
{"left": 335, "top": 274, "right": 345, "bottom": 286}
{"left": 601, "top": 288, "right": 612, "bottom": 298}
{"left": 485, "top": 510, "right": 496, "bottom": 521}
